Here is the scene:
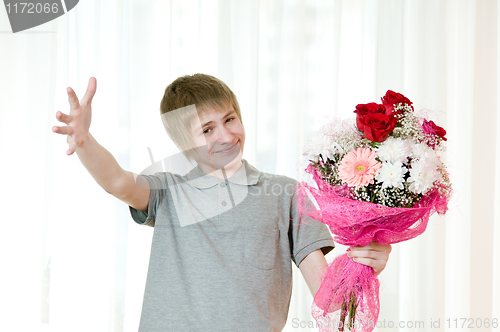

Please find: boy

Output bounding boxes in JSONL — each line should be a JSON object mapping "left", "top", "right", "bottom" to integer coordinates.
{"left": 52, "top": 75, "right": 391, "bottom": 331}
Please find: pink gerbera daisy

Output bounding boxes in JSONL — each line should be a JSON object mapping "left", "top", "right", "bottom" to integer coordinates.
{"left": 338, "top": 147, "right": 381, "bottom": 188}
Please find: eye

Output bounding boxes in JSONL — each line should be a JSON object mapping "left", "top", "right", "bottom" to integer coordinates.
{"left": 203, "top": 127, "right": 212, "bottom": 135}
{"left": 226, "top": 117, "right": 235, "bottom": 123}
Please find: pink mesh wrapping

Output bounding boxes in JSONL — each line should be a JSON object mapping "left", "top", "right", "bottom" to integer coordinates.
{"left": 311, "top": 254, "right": 380, "bottom": 332}
{"left": 299, "top": 164, "right": 450, "bottom": 332}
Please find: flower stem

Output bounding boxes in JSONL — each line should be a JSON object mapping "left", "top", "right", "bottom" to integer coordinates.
{"left": 347, "top": 291, "right": 358, "bottom": 330}
{"left": 338, "top": 290, "right": 359, "bottom": 332}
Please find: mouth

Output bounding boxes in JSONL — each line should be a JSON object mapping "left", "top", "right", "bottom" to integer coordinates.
{"left": 213, "top": 141, "right": 240, "bottom": 154}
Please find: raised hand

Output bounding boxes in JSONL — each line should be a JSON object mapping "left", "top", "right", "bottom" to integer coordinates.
{"left": 52, "top": 77, "right": 97, "bottom": 155}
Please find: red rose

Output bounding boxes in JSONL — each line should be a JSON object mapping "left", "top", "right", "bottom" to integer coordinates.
{"left": 422, "top": 119, "right": 447, "bottom": 141}
{"left": 381, "top": 90, "right": 413, "bottom": 115}
{"left": 354, "top": 103, "right": 385, "bottom": 131}
{"left": 357, "top": 112, "right": 397, "bottom": 142}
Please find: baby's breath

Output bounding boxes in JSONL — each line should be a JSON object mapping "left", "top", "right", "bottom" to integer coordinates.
{"left": 393, "top": 105, "right": 424, "bottom": 142}
{"left": 312, "top": 154, "right": 343, "bottom": 187}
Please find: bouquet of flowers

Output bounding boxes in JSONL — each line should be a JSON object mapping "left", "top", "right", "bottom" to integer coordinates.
{"left": 299, "top": 91, "right": 452, "bottom": 332}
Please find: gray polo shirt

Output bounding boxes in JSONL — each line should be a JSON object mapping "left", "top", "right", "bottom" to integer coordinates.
{"left": 129, "top": 159, "right": 334, "bottom": 332}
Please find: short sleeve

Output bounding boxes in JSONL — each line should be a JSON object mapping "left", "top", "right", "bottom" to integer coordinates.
{"left": 289, "top": 185, "right": 335, "bottom": 267}
{"left": 129, "top": 173, "right": 168, "bottom": 227}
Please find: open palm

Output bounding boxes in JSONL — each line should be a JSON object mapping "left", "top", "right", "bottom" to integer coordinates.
{"left": 52, "top": 77, "right": 97, "bottom": 155}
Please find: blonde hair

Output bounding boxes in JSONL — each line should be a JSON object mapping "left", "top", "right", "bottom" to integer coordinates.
{"left": 160, "top": 74, "right": 242, "bottom": 160}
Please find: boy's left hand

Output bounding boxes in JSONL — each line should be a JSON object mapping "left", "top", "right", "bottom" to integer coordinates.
{"left": 347, "top": 241, "right": 392, "bottom": 276}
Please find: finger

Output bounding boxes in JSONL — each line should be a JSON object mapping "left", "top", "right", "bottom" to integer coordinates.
{"left": 66, "top": 143, "right": 76, "bottom": 155}
{"left": 365, "top": 242, "right": 391, "bottom": 253}
{"left": 351, "top": 256, "right": 374, "bottom": 265}
{"left": 81, "top": 77, "right": 97, "bottom": 105}
{"left": 352, "top": 257, "right": 378, "bottom": 269}
{"left": 348, "top": 249, "right": 377, "bottom": 259}
{"left": 56, "top": 111, "right": 72, "bottom": 124}
{"left": 67, "top": 87, "right": 80, "bottom": 110}
{"left": 52, "top": 125, "right": 74, "bottom": 135}
{"left": 354, "top": 256, "right": 386, "bottom": 275}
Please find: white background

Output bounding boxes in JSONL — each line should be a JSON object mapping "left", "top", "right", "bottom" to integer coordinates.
{"left": 0, "top": 0, "right": 498, "bottom": 331}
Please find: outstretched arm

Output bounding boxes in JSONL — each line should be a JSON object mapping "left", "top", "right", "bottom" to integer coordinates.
{"left": 52, "top": 77, "right": 150, "bottom": 212}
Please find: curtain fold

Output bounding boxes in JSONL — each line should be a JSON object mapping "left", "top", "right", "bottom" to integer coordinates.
{"left": 0, "top": 1, "right": 498, "bottom": 331}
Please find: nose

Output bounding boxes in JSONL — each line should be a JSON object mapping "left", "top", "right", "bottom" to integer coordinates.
{"left": 215, "top": 125, "right": 235, "bottom": 145}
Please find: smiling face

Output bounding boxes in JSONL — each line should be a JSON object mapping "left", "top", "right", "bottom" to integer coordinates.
{"left": 190, "top": 104, "right": 245, "bottom": 175}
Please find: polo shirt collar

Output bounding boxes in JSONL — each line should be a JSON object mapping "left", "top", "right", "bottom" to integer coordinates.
{"left": 186, "top": 159, "right": 260, "bottom": 189}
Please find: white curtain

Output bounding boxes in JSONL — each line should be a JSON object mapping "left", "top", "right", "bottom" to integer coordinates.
{"left": 0, "top": 0, "right": 498, "bottom": 331}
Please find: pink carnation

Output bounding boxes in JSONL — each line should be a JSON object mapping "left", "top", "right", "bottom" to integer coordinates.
{"left": 338, "top": 147, "right": 382, "bottom": 188}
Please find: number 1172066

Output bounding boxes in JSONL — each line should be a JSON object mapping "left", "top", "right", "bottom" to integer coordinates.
{"left": 446, "top": 318, "right": 498, "bottom": 329}
{"left": 6, "top": 2, "right": 60, "bottom": 14}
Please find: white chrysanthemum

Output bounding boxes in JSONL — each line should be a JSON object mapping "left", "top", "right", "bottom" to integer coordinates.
{"left": 303, "top": 134, "right": 339, "bottom": 161}
{"left": 318, "top": 121, "right": 340, "bottom": 136}
{"left": 410, "top": 142, "right": 441, "bottom": 167}
{"left": 304, "top": 119, "right": 362, "bottom": 161}
{"left": 408, "top": 160, "right": 441, "bottom": 194}
{"left": 376, "top": 137, "right": 411, "bottom": 163}
{"left": 375, "top": 162, "right": 407, "bottom": 189}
